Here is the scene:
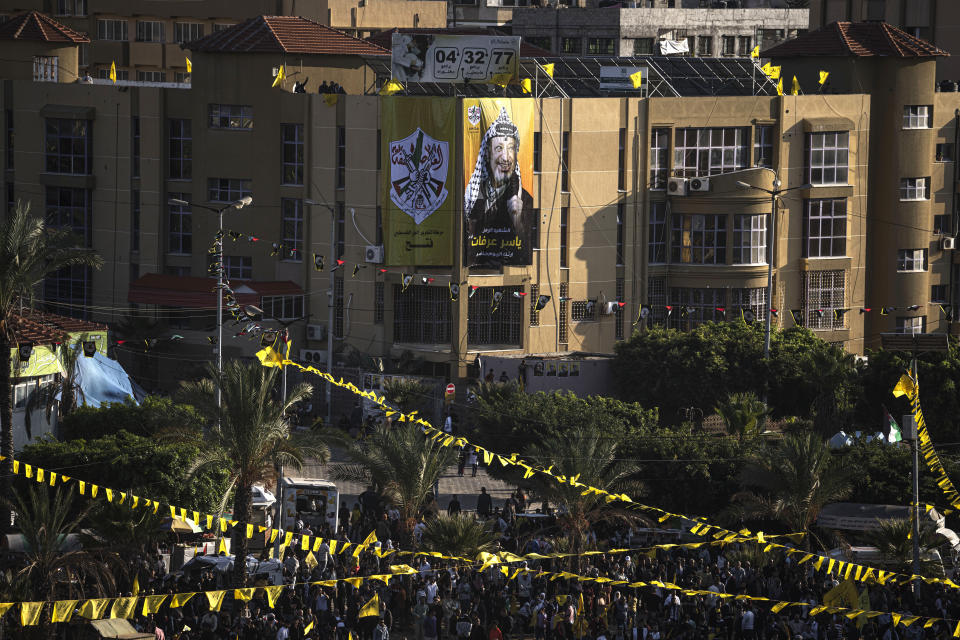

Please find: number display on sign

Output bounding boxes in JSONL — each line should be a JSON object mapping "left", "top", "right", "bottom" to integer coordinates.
{"left": 461, "top": 48, "right": 488, "bottom": 79}
{"left": 433, "top": 47, "right": 459, "bottom": 79}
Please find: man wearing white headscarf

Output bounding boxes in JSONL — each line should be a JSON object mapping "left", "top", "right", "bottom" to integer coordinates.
{"left": 464, "top": 107, "right": 533, "bottom": 266}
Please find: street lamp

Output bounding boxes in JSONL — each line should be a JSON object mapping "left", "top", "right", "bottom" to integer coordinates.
{"left": 304, "top": 198, "right": 336, "bottom": 425}
{"left": 168, "top": 196, "right": 252, "bottom": 421}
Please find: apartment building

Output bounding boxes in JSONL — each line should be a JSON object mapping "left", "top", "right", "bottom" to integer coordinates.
{"left": 1, "top": 13, "right": 957, "bottom": 393}
{"left": 0, "top": 0, "right": 445, "bottom": 83}
{"left": 809, "top": 0, "right": 960, "bottom": 82}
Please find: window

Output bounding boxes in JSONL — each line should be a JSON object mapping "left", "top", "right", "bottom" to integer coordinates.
{"left": 616, "top": 202, "right": 625, "bottom": 265}
{"left": 57, "top": 0, "right": 87, "bottom": 16}
{"left": 136, "top": 21, "right": 165, "bottom": 43}
{"left": 374, "top": 281, "right": 385, "bottom": 324}
{"left": 561, "top": 38, "right": 581, "bottom": 55}
{"left": 647, "top": 277, "right": 666, "bottom": 325}
{"left": 44, "top": 265, "right": 91, "bottom": 319}
{"left": 900, "top": 177, "right": 930, "bottom": 201}
{"left": 903, "top": 105, "right": 932, "bottom": 129}
{"left": 560, "top": 207, "right": 569, "bottom": 268}
{"left": 336, "top": 126, "right": 346, "bottom": 189}
{"left": 934, "top": 214, "right": 951, "bottom": 235}
{"left": 668, "top": 288, "right": 725, "bottom": 331}
{"left": 97, "top": 19, "right": 127, "bottom": 41}
{"left": 897, "top": 249, "right": 928, "bottom": 272}
{"left": 670, "top": 214, "right": 726, "bottom": 264}
{"left": 561, "top": 131, "right": 570, "bottom": 192}
{"left": 633, "top": 38, "right": 653, "bottom": 55}
{"left": 533, "top": 131, "right": 542, "bottom": 173}
{"left": 468, "top": 286, "right": 522, "bottom": 347}
{"left": 212, "top": 23, "right": 234, "bottom": 32}
{"left": 807, "top": 131, "right": 849, "bottom": 185}
{"left": 225, "top": 256, "right": 252, "bottom": 280}
{"left": 803, "top": 270, "right": 846, "bottom": 330}
{"left": 530, "top": 283, "right": 540, "bottom": 327}
{"left": 33, "top": 56, "right": 59, "bottom": 82}
{"left": 174, "top": 22, "right": 204, "bottom": 44}
{"left": 931, "top": 284, "right": 948, "bottom": 303}
{"left": 732, "top": 287, "right": 768, "bottom": 323}
{"left": 738, "top": 36, "right": 752, "bottom": 55}
{"left": 804, "top": 199, "right": 846, "bottom": 258}
{"left": 673, "top": 127, "right": 748, "bottom": 178}
{"left": 531, "top": 208, "right": 540, "bottom": 250}
{"left": 45, "top": 118, "right": 91, "bottom": 174}
{"left": 733, "top": 214, "right": 767, "bottom": 265}
{"left": 207, "top": 178, "right": 252, "bottom": 203}
{"left": 650, "top": 128, "right": 669, "bottom": 189}
{"left": 394, "top": 285, "right": 451, "bottom": 343}
{"left": 168, "top": 119, "right": 192, "bottom": 179}
{"left": 696, "top": 36, "right": 712, "bottom": 56}
{"left": 336, "top": 203, "right": 345, "bottom": 259}
{"left": 136, "top": 71, "right": 165, "bottom": 83}
{"left": 281, "top": 123, "right": 304, "bottom": 185}
{"left": 587, "top": 38, "right": 615, "bottom": 56}
{"left": 208, "top": 104, "right": 253, "bottom": 129}
{"left": 721, "top": 36, "right": 735, "bottom": 56}
{"left": 131, "top": 189, "right": 140, "bottom": 252}
{"left": 262, "top": 295, "right": 305, "bottom": 322}
{"left": 132, "top": 116, "right": 140, "bottom": 178}
{"left": 618, "top": 128, "right": 626, "bottom": 191}
{"left": 559, "top": 282, "right": 568, "bottom": 345}
{"left": 648, "top": 202, "right": 666, "bottom": 264}
{"left": 526, "top": 36, "right": 551, "bottom": 51}
{"left": 753, "top": 125, "right": 773, "bottom": 168}
{"left": 615, "top": 277, "right": 625, "bottom": 340}
{"left": 936, "top": 143, "right": 954, "bottom": 162}
{"left": 281, "top": 199, "right": 303, "bottom": 261}
{"left": 896, "top": 316, "right": 926, "bottom": 335}
{"left": 174, "top": 72, "right": 191, "bottom": 84}
{"left": 97, "top": 67, "right": 127, "bottom": 81}
{"left": 168, "top": 194, "right": 192, "bottom": 255}
{"left": 45, "top": 187, "right": 91, "bottom": 247}
{"left": 78, "top": 44, "right": 88, "bottom": 67}
{"left": 571, "top": 300, "right": 597, "bottom": 322}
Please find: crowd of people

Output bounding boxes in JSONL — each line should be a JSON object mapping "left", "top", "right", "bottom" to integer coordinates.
{"left": 89, "top": 488, "right": 960, "bottom": 640}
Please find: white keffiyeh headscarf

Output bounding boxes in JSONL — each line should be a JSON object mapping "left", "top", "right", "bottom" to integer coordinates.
{"left": 464, "top": 106, "right": 522, "bottom": 217}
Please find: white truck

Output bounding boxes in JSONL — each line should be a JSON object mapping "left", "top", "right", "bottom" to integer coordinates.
{"left": 279, "top": 477, "right": 339, "bottom": 535}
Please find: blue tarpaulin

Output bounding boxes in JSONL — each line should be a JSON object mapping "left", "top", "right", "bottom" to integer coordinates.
{"left": 73, "top": 351, "right": 144, "bottom": 408}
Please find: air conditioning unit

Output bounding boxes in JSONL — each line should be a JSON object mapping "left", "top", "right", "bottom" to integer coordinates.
{"left": 667, "top": 177, "right": 688, "bottom": 196}
{"left": 688, "top": 177, "right": 710, "bottom": 192}
{"left": 940, "top": 236, "right": 956, "bottom": 250}
{"left": 299, "top": 349, "right": 327, "bottom": 364}
{"left": 365, "top": 245, "right": 385, "bottom": 263}
{"left": 306, "top": 324, "right": 326, "bottom": 341}
{"left": 601, "top": 301, "right": 619, "bottom": 315}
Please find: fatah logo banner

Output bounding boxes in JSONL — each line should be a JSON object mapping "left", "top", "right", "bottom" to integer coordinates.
{"left": 463, "top": 98, "right": 534, "bottom": 268}
{"left": 383, "top": 97, "right": 456, "bottom": 265}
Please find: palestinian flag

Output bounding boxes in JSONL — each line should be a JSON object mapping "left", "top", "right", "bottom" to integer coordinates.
{"left": 883, "top": 405, "right": 902, "bottom": 443}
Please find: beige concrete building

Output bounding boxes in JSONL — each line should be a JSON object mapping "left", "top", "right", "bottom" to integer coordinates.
{"left": 1, "top": 14, "right": 957, "bottom": 397}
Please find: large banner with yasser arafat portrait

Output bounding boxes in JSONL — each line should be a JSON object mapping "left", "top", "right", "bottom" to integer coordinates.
{"left": 383, "top": 97, "right": 456, "bottom": 266}
{"left": 462, "top": 98, "right": 534, "bottom": 268}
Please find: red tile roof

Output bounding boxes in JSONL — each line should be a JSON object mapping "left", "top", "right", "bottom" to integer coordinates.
{"left": 762, "top": 21, "right": 948, "bottom": 59}
{"left": 366, "top": 28, "right": 550, "bottom": 58}
{"left": 9, "top": 309, "right": 105, "bottom": 346}
{"left": 128, "top": 273, "right": 304, "bottom": 309}
{"left": 0, "top": 11, "right": 89, "bottom": 44}
{"left": 183, "top": 15, "right": 389, "bottom": 57}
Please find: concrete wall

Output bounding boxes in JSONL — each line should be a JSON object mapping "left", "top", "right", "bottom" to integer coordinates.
{"left": 480, "top": 355, "right": 614, "bottom": 396}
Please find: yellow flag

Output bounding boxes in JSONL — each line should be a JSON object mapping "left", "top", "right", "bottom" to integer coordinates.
{"left": 218, "top": 537, "right": 228, "bottom": 554}
{"left": 170, "top": 593, "right": 196, "bottom": 608}
{"left": 542, "top": 62, "right": 555, "bottom": 78}
{"left": 186, "top": 57, "right": 193, "bottom": 73}
{"left": 776, "top": 77, "right": 783, "bottom": 96}
{"left": 823, "top": 580, "right": 859, "bottom": 609}
{"left": 110, "top": 597, "right": 138, "bottom": 619}
{"left": 78, "top": 599, "right": 110, "bottom": 619}
{"left": 324, "top": 93, "right": 339, "bottom": 107}
{"left": 264, "top": 585, "right": 284, "bottom": 609}
{"left": 132, "top": 574, "right": 139, "bottom": 596}
{"left": 379, "top": 80, "right": 404, "bottom": 96}
{"left": 51, "top": 600, "right": 78, "bottom": 623}
{"left": 893, "top": 373, "right": 917, "bottom": 398}
{"left": 36, "top": 467, "right": 43, "bottom": 483}
{"left": 109, "top": 61, "right": 117, "bottom": 84}
{"left": 0, "top": 603, "right": 12, "bottom": 619}
{"left": 206, "top": 591, "right": 227, "bottom": 612}
{"left": 21, "top": 602, "right": 44, "bottom": 626}
{"left": 305, "top": 620, "right": 315, "bottom": 634}
{"left": 235, "top": 588, "right": 256, "bottom": 602}
{"left": 521, "top": 78, "right": 532, "bottom": 94}
{"left": 272, "top": 64, "right": 285, "bottom": 88}
{"left": 630, "top": 70, "right": 643, "bottom": 89}
{"left": 305, "top": 551, "right": 318, "bottom": 570}
{"left": 750, "top": 45, "right": 759, "bottom": 59}
{"left": 142, "top": 595, "right": 167, "bottom": 616}
{"left": 256, "top": 346, "right": 284, "bottom": 368}
{"left": 818, "top": 70, "right": 829, "bottom": 85}
{"left": 791, "top": 76, "right": 800, "bottom": 95}
{"left": 359, "top": 593, "right": 380, "bottom": 618}
{"left": 491, "top": 72, "right": 513, "bottom": 87}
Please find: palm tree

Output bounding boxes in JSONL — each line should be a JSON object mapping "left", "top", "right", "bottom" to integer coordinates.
{"left": 382, "top": 378, "right": 436, "bottom": 417}
{"left": 331, "top": 422, "right": 456, "bottom": 538}
{"left": 867, "top": 518, "right": 944, "bottom": 577}
{"left": 166, "top": 360, "right": 330, "bottom": 585}
{"left": 730, "top": 432, "right": 853, "bottom": 547}
{"left": 523, "top": 426, "right": 644, "bottom": 563}
{"left": 23, "top": 337, "right": 87, "bottom": 440}
{"left": 419, "top": 514, "right": 500, "bottom": 558}
{"left": 715, "top": 391, "right": 768, "bottom": 440}
{"left": 0, "top": 203, "right": 103, "bottom": 530}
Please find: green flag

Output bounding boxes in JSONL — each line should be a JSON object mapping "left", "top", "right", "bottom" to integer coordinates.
{"left": 884, "top": 406, "right": 902, "bottom": 443}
